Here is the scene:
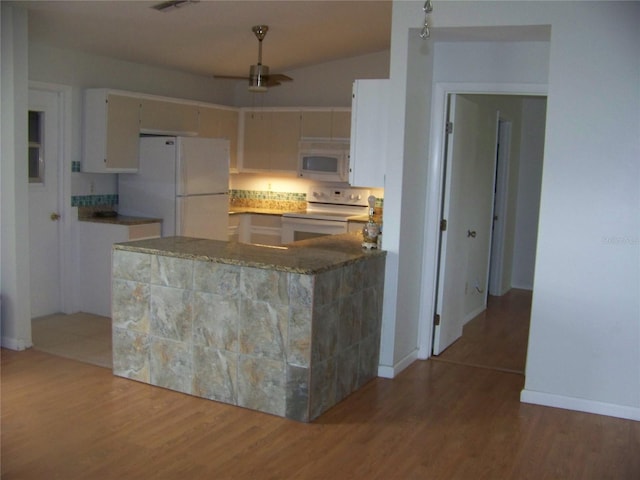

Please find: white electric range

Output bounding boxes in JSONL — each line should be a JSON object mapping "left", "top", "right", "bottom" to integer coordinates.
{"left": 281, "top": 186, "right": 370, "bottom": 244}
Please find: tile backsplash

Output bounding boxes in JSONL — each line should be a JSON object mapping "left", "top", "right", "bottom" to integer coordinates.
{"left": 71, "top": 190, "right": 383, "bottom": 216}
{"left": 71, "top": 194, "right": 118, "bottom": 207}
{"left": 230, "top": 189, "right": 307, "bottom": 211}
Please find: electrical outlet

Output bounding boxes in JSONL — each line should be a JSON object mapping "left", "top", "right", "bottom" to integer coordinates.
{"left": 465, "top": 282, "right": 468, "bottom": 294}
{"left": 267, "top": 182, "right": 272, "bottom": 191}
{"left": 90, "top": 181, "right": 95, "bottom": 194}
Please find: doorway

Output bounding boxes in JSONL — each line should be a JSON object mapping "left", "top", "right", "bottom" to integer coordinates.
{"left": 427, "top": 90, "right": 547, "bottom": 369}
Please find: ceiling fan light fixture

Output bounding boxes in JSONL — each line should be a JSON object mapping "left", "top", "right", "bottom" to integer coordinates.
{"left": 248, "top": 64, "right": 269, "bottom": 93}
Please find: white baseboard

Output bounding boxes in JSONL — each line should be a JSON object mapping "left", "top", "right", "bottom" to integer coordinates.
{"left": 521, "top": 388, "right": 640, "bottom": 421}
{"left": 1, "top": 335, "right": 31, "bottom": 351}
{"left": 464, "top": 304, "right": 486, "bottom": 325}
{"left": 378, "top": 348, "right": 419, "bottom": 379}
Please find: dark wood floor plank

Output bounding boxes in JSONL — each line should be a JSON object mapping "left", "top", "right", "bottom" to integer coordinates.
{"left": 434, "top": 289, "right": 532, "bottom": 372}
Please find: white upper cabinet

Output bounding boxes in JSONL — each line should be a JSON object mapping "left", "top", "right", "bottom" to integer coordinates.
{"left": 301, "top": 109, "right": 351, "bottom": 140}
{"left": 240, "top": 110, "right": 301, "bottom": 173}
{"left": 198, "top": 106, "right": 239, "bottom": 171}
{"left": 139, "top": 98, "right": 199, "bottom": 135}
{"left": 82, "top": 89, "right": 141, "bottom": 173}
{"left": 330, "top": 110, "right": 351, "bottom": 140}
{"left": 240, "top": 108, "right": 350, "bottom": 173}
{"left": 349, "top": 79, "right": 389, "bottom": 188}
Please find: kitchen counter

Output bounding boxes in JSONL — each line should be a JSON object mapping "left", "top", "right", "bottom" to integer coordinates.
{"left": 79, "top": 214, "right": 162, "bottom": 226}
{"left": 111, "top": 232, "right": 386, "bottom": 422}
{"left": 113, "top": 232, "right": 383, "bottom": 274}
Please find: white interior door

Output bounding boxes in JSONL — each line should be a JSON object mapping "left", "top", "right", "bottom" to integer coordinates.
{"left": 489, "top": 119, "right": 512, "bottom": 295}
{"left": 29, "top": 88, "right": 62, "bottom": 318}
{"left": 433, "top": 94, "right": 479, "bottom": 355}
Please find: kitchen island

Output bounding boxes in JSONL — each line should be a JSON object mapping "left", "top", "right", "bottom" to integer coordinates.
{"left": 111, "top": 233, "right": 385, "bottom": 422}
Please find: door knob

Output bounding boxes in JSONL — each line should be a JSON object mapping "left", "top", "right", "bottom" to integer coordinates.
{"left": 50, "top": 212, "right": 61, "bottom": 221}
{"left": 467, "top": 230, "right": 476, "bottom": 238}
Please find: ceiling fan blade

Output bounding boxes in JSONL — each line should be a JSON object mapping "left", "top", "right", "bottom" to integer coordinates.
{"left": 268, "top": 74, "right": 293, "bottom": 83}
{"left": 263, "top": 75, "right": 293, "bottom": 87}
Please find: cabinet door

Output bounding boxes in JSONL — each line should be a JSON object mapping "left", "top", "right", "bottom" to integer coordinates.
{"left": 79, "top": 221, "right": 161, "bottom": 317}
{"left": 269, "top": 111, "right": 301, "bottom": 171}
{"left": 140, "top": 98, "right": 199, "bottom": 134}
{"left": 248, "top": 214, "right": 282, "bottom": 246}
{"left": 197, "top": 106, "right": 222, "bottom": 137}
{"left": 242, "top": 111, "right": 271, "bottom": 170}
{"left": 301, "top": 111, "right": 332, "bottom": 139}
{"left": 331, "top": 110, "right": 351, "bottom": 140}
{"left": 300, "top": 110, "right": 351, "bottom": 140}
{"left": 349, "top": 80, "right": 389, "bottom": 188}
{"left": 218, "top": 109, "right": 239, "bottom": 171}
{"left": 105, "top": 94, "right": 141, "bottom": 170}
{"left": 199, "top": 107, "right": 239, "bottom": 170}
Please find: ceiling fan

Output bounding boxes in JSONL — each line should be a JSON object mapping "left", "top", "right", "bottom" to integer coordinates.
{"left": 216, "top": 25, "right": 293, "bottom": 92}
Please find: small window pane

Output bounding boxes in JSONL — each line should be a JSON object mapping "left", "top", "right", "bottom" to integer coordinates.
{"left": 28, "top": 111, "right": 41, "bottom": 143}
{"left": 28, "top": 110, "right": 44, "bottom": 184}
{"left": 29, "top": 147, "right": 41, "bottom": 180}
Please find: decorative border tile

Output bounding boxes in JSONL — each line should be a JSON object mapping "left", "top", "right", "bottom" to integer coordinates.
{"left": 230, "top": 190, "right": 307, "bottom": 202}
{"left": 71, "top": 194, "right": 118, "bottom": 207}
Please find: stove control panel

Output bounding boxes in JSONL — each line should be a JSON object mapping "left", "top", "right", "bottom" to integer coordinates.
{"left": 308, "top": 186, "right": 370, "bottom": 206}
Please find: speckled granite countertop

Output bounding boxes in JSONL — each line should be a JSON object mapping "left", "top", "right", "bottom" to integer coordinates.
{"left": 113, "top": 232, "right": 385, "bottom": 274}
{"left": 79, "top": 215, "right": 162, "bottom": 226}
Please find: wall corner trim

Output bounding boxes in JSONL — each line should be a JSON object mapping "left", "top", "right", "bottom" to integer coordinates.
{"left": 1, "top": 336, "right": 31, "bottom": 351}
{"left": 377, "top": 348, "right": 419, "bottom": 379}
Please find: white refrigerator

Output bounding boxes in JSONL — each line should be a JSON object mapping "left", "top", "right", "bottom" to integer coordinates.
{"left": 118, "top": 136, "right": 229, "bottom": 241}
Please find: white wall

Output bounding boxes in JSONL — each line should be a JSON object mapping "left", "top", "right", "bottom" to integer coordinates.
{"left": 522, "top": 4, "right": 639, "bottom": 417}
{"left": 381, "top": 35, "right": 550, "bottom": 371}
{"left": 1, "top": 4, "right": 32, "bottom": 349}
{"left": 389, "top": 1, "right": 639, "bottom": 420}
{"left": 512, "top": 97, "right": 546, "bottom": 290}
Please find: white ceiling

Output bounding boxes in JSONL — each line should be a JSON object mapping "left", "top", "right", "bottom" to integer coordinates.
{"left": 15, "top": 0, "right": 393, "bottom": 78}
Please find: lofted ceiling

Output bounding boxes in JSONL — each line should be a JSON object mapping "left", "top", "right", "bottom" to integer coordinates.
{"left": 14, "top": 0, "right": 393, "bottom": 78}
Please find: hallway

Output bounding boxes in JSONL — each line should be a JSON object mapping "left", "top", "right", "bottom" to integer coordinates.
{"left": 433, "top": 289, "right": 532, "bottom": 374}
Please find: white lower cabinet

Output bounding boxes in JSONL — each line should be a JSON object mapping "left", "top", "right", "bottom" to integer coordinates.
{"left": 78, "top": 221, "right": 161, "bottom": 317}
{"left": 228, "top": 214, "right": 241, "bottom": 242}
{"left": 236, "top": 214, "right": 282, "bottom": 246}
{"left": 348, "top": 220, "right": 366, "bottom": 233}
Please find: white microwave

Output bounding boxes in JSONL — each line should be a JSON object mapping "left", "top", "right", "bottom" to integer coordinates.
{"left": 298, "top": 141, "right": 350, "bottom": 182}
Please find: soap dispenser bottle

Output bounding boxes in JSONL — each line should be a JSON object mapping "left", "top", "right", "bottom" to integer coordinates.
{"left": 362, "top": 195, "right": 380, "bottom": 249}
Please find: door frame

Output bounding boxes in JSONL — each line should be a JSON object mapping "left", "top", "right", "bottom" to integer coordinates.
{"left": 416, "top": 82, "right": 547, "bottom": 359}
{"left": 28, "top": 82, "right": 75, "bottom": 315}
{"left": 488, "top": 118, "right": 512, "bottom": 296}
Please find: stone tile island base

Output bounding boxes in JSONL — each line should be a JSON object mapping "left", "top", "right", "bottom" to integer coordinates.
{"left": 111, "top": 234, "right": 385, "bottom": 422}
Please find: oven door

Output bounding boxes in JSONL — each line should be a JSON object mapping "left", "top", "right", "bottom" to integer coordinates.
{"left": 281, "top": 217, "right": 348, "bottom": 244}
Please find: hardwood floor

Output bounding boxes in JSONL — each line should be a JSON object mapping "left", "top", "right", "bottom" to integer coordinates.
{"left": 433, "top": 289, "right": 532, "bottom": 373}
{"left": 2, "top": 343, "right": 639, "bottom": 478}
{"left": 31, "top": 312, "right": 112, "bottom": 368}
